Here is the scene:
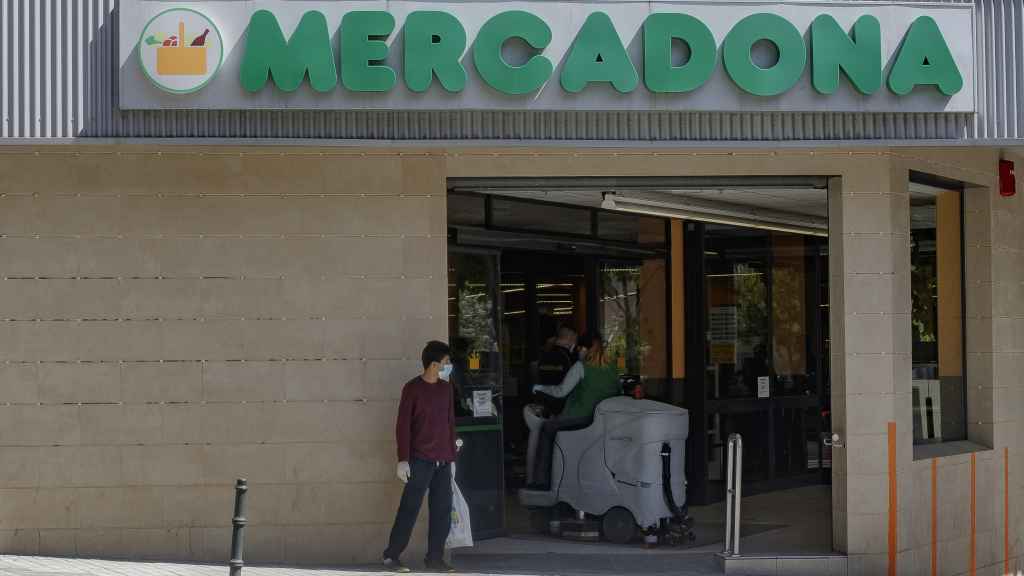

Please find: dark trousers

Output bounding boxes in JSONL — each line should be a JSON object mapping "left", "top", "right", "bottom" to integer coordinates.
{"left": 384, "top": 459, "right": 453, "bottom": 563}
{"left": 532, "top": 416, "right": 592, "bottom": 489}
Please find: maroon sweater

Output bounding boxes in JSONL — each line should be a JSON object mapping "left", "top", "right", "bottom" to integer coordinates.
{"left": 396, "top": 376, "right": 457, "bottom": 463}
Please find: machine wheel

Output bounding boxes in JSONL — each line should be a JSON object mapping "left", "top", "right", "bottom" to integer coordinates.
{"left": 601, "top": 507, "right": 638, "bottom": 545}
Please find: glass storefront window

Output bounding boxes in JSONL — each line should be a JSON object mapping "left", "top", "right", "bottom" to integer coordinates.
{"left": 500, "top": 272, "right": 529, "bottom": 400}
{"left": 772, "top": 234, "right": 812, "bottom": 397}
{"left": 700, "top": 223, "right": 829, "bottom": 492}
{"left": 703, "top": 227, "right": 819, "bottom": 400}
{"left": 704, "top": 226, "right": 772, "bottom": 400}
{"left": 491, "top": 198, "right": 592, "bottom": 236}
{"left": 910, "top": 183, "right": 966, "bottom": 445}
{"left": 448, "top": 251, "right": 502, "bottom": 419}
{"left": 598, "top": 212, "right": 667, "bottom": 244}
{"left": 599, "top": 259, "right": 668, "bottom": 385}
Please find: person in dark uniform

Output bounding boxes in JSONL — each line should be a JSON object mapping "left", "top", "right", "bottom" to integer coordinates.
{"left": 534, "top": 325, "right": 577, "bottom": 416}
{"left": 537, "top": 325, "right": 577, "bottom": 386}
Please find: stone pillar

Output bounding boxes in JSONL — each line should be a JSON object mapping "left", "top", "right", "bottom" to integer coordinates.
{"left": 982, "top": 157, "right": 1024, "bottom": 569}
{"left": 828, "top": 162, "right": 911, "bottom": 573}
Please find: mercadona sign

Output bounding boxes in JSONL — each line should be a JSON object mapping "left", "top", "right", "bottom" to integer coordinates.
{"left": 119, "top": 1, "right": 976, "bottom": 113}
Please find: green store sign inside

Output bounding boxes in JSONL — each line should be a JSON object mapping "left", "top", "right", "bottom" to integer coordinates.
{"left": 236, "top": 10, "right": 964, "bottom": 98}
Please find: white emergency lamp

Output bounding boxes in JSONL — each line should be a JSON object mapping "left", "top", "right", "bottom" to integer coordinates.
{"left": 600, "top": 191, "right": 828, "bottom": 237}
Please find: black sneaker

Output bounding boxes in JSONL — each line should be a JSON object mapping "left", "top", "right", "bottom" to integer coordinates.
{"left": 382, "top": 555, "right": 411, "bottom": 573}
{"left": 424, "top": 559, "right": 456, "bottom": 573}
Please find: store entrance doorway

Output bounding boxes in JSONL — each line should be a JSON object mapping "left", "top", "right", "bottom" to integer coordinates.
{"left": 448, "top": 211, "right": 672, "bottom": 539}
{"left": 446, "top": 177, "right": 833, "bottom": 555}
{"left": 686, "top": 223, "right": 832, "bottom": 505}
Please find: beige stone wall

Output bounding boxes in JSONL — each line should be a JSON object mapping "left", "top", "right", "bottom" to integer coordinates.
{"left": 819, "top": 148, "right": 1020, "bottom": 576}
{"left": 0, "top": 145, "right": 1019, "bottom": 574}
{"left": 893, "top": 149, "right": 1021, "bottom": 576}
{"left": 0, "top": 147, "right": 448, "bottom": 564}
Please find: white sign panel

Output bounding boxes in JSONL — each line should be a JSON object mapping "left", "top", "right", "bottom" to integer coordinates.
{"left": 472, "top": 390, "right": 494, "bottom": 418}
{"left": 757, "top": 376, "right": 771, "bottom": 399}
{"left": 119, "top": 1, "right": 975, "bottom": 112}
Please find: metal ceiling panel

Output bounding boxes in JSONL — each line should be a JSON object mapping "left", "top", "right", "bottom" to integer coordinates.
{"left": 1, "top": 0, "right": 1014, "bottom": 143}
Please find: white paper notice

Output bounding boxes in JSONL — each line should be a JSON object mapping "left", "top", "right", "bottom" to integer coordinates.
{"left": 472, "top": 390, "right": 493, "bottom": 418}
{"left": 757, "top": 376, "right": 771, "bottom": 399}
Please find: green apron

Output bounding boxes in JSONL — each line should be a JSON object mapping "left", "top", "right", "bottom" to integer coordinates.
{"left": 561, "top": 362, "right": 620, "bottom": 420}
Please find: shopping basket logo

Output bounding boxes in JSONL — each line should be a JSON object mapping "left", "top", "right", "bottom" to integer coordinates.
{"left": 138, "top": 8, "right": 223, "bottom": 94}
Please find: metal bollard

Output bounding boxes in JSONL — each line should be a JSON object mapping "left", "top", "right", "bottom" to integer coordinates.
{"left": 723, "top": 434, "right": 743, "bottom": 557}
{"left": 732, "top": 436, "right": 743, "bottom": 556}
{"left": 229, "top": 478, "right": 248, "bottom": 576}
{"left": 724, "top": 438, "right": 734, "bottom": 555}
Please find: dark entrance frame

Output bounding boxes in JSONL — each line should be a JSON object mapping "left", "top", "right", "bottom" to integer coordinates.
{"left": 447, "top": 190, "right": 673, "bottom": 537}
{"left": 446, "top": 177, "right": 833, "bottom": 519}
{"left": 683, "top": 221, "right": 831, "bottom": 505}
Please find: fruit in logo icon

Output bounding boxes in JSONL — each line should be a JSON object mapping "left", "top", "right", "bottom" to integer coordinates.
{"left": 191, "top": 29, "right": 210, "bottom": 47}
{"left": 155, "top": 21, "right": 207, "bottom": 75}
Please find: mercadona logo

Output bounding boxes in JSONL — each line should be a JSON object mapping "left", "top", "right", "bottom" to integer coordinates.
{"left": 138, "top": 8, "right": 223, "bottom": 94}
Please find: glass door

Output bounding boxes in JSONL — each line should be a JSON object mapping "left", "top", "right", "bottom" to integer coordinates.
{"left": 448, "top": 249, "right": 504, "bottom": 539}
{"left": 598, "top": 258, "right": 670, "bottom": 399}
{"left": 693, "top": 223, "right": 830, "bottom": 501}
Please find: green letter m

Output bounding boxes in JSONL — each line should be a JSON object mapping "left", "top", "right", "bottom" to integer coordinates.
{"left": 241, "top": 10, "right": 337, "bottom": 93}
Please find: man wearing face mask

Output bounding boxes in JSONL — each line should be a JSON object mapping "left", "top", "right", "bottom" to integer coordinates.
{"left": 383, "top": 341, "right": 458, "bottom": 573}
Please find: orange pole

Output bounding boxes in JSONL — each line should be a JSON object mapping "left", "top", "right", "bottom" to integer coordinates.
{"left": 888, "top": 422, "right": 897, "bottom": 576}
{"left": 1005, "top": 447, "right": 1010, "bottom": 576}
{"left": 670, "top": 220, "right": 684, "bottom": 380}
{"left": 932, "top": 458, "right": 937, "bottom": 576}
{"left": 970, "top": 453, "right": 976, "bottom": 576}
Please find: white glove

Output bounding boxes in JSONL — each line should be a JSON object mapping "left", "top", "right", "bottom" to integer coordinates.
{"left": 532, "top": 385, "right": 541, "bottom": 394}
{"left": 397, "top": 461, "right": 411, "bottom": 483}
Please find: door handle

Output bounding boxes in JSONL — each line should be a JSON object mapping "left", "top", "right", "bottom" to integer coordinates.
{"left": 823, "top": 433, "right": 843, "bottom": 448}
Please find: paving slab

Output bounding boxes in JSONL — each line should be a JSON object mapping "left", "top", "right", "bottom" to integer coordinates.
{"left": 0, "top": 554, "right": 722, "bottom": 576}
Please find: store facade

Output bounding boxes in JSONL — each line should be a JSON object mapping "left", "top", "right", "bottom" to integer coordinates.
{"left": 1, "top": 1, "right": 1023, "bottom": 574}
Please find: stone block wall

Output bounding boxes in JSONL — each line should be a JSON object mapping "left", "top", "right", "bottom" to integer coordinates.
{"left": 828, "top": 148, "right": 1023, "bottom": 576}
{"left": 0, "top": 145, "right": 1020, "bottom": 574}
{"left": 0, "top": 147, "right": 448, "bottom": 564}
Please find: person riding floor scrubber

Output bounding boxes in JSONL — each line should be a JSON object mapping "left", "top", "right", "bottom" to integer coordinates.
{"left": 520, "top": 332, "right": 694, "bottom": 545}
{"left": 527, "top": 331, "right": 619, "bottom": 491}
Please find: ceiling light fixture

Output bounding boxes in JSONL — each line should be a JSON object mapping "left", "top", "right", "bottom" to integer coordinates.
{"left": 601, "top": 192, "right": 828, "bottom": 237}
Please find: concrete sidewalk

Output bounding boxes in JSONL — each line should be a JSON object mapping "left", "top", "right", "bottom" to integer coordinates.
{"left": 0, "top": 554, "right": 722, "bottom": 576}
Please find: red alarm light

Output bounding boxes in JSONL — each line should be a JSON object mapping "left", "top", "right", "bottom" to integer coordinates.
{"left": 999, "top": 159, "right": 1016, "bottom": 197}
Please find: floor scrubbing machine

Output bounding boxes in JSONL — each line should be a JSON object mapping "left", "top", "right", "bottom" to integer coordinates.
{"left": 519, "top": 386, "right": 695, "bottom": 546}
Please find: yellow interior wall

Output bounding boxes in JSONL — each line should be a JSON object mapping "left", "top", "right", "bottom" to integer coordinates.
{"left": 670, "top": 220, "right": 685, "bottom": 380}
{"left": 936, "top": 191, "right": 963, "bottom": 378}
{"left": 772, "top": 233, "right": 808, "bottom": 376}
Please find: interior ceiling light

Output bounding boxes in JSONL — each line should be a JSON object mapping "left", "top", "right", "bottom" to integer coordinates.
{"left": 601, "top": 191, "right": 828, "bottom": 237}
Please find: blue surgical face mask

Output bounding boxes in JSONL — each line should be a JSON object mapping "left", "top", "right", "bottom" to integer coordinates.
{"left": 439, "top": 363, "right": 454, "bottom": 381}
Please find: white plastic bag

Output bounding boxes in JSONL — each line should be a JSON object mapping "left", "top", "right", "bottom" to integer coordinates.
{"left": 446, "top": 469, "right": 473, "bottom": 549}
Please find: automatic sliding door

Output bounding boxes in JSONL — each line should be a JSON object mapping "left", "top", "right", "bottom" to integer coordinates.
{"left": 696, "top": 223, "right": 829, "bottom": 501}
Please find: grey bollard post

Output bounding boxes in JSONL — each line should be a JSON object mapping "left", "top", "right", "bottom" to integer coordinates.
{"left": 229, "top": 478, "right": 248, "bottom": 576}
